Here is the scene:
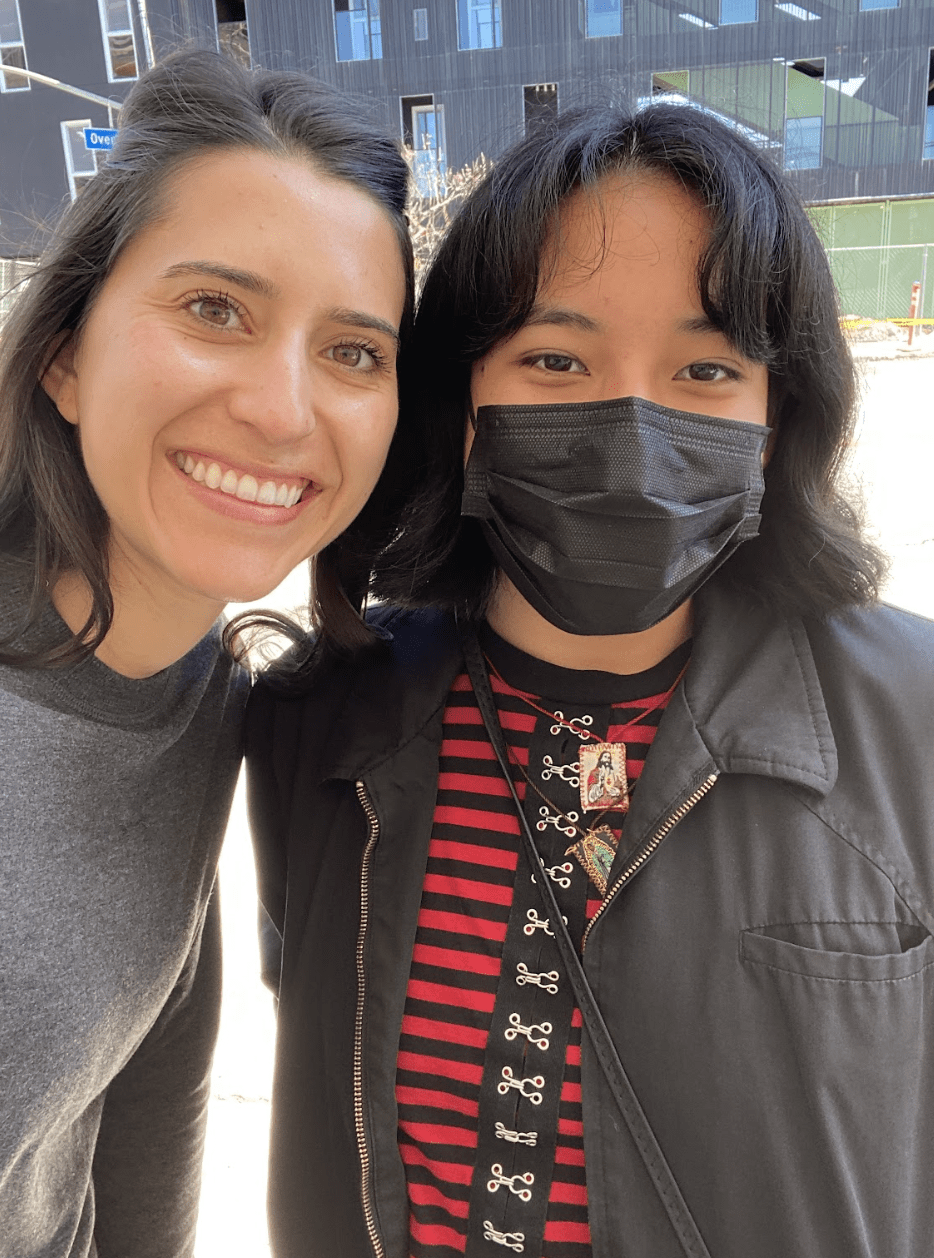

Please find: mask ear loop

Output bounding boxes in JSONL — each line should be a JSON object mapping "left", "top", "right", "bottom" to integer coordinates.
{"left": 464, "top": 403, "right": 479, "bottom": 467}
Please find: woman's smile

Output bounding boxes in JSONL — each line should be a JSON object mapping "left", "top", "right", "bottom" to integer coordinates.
{"left": 172, "top": 451, "right": 309, "bottom": 509}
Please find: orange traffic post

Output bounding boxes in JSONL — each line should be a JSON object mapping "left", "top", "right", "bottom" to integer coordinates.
{"left": 907, "top": 280, "right": 921, "bottom": 346}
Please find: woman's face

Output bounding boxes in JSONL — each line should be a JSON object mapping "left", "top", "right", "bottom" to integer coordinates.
{"left": 470, "top": 172, "right": 769, "bottom": 429}
{"left": 46, "top": 148, "right": 406, "bottom": 613}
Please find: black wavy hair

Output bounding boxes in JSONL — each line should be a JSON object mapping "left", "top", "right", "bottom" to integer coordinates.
{"left": 0, "top": 48, "right": 415, "bottom": 667}
{"left": 372, "top": 101, "right": 886, "bottom": 621}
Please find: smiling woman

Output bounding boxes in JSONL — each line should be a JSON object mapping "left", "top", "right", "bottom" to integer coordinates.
{"left": 43, "top": 146, "right": 405, "bottom": 676}
{"left": 0, "top": 48, "right": 414, "bottom": 1258}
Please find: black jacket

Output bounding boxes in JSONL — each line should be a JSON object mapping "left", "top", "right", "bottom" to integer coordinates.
{"left": 246, "top": 583, "right": 934, "bottom": 1258}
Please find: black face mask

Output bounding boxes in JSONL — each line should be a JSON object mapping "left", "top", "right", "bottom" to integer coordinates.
{"left": 461, "top": 395, "right": 769, "bottom": 636}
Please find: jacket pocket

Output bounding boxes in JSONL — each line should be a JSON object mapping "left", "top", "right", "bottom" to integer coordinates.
{"left": 740, "top": 920, "right": 934, "bottom": 982}
{"left": 735, "top": 918, "right": 934, "bottom": 1256}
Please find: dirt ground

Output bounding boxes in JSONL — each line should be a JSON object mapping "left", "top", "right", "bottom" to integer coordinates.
{"left": 193, "top": 349, "right": 934, "bottom": 1257}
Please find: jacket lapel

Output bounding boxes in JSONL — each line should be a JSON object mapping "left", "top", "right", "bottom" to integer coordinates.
{"left": 686, "top": 582, "right": 837, "bottom": 794}
{"left": 604, "top": 582, "right": 838, "bottom": 894}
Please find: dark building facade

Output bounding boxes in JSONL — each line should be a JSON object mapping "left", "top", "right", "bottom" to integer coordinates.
{"left": 1, "top": 1, "right": 933, "bottom": 261}
{"left": 241, "top": 0, "right": 934, "bottom": 203}
{"left": 0, "top": 0, "right": 220, "bottom": 253}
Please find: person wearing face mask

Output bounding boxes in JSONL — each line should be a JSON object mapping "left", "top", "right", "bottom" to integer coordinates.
{"left": 247, "top": 104, "right": 934, "bottom": 1258}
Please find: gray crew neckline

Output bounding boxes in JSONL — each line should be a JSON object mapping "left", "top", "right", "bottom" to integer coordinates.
{"left": 0, "top": 555, "right": 223, "bottom": 727}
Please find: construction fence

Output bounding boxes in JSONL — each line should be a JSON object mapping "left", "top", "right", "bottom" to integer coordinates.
{"left": 0, "top": 257, "right": 37, "bottom": 324}
{"left": 809, "top": 196, "right": 934, "bottom": 328}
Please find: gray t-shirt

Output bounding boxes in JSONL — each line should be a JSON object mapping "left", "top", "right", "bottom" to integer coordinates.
{"left": 0, "top": 558, "right": 248, "bottom": 1256}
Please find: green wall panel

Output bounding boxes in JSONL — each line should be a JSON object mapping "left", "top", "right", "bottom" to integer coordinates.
{"left": 810, "top": 197, "right": 934, "bottom": 319}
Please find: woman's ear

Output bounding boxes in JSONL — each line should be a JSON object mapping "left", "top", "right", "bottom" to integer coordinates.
{"left": 40, "top": 332, "right": 80, "bottom": 426}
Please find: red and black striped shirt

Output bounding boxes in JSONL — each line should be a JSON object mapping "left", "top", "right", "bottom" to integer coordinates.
{"left": 396, "top": 629, "right": 690, "bottom": 1258}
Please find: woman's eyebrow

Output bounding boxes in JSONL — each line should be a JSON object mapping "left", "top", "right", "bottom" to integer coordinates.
{"left": 160, "top": 260, "right": 280, "bottom": 300}
{"left": 155, "top": 271, "right": 398, "bottom": 344}
{"left": 327, "top": 307, "right": 400, "bottom": 348}
{"left": 524, "top": 305, "right": 603, "bottom": 333}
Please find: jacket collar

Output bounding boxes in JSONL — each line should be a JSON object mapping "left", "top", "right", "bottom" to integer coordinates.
{"left": 319, "top": 583, "right": 838, "bottom": 797}
{"left": 686, "top": 581, "right": 837, "bottom": 794}
{"left": 317, "top": 606, "right": 463, "bottom": 782}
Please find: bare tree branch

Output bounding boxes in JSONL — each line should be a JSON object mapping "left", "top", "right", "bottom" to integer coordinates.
{"left": 404, "top": 150, "right": 493, "bottom": 287}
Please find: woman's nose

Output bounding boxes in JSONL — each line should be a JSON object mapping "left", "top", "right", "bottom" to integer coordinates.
{"left": 230, "top": 336, "right": 316, "bottom": 444}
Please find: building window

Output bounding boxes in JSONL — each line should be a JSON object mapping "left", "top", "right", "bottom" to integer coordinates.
{"left": 216, "top": 1, "right": 251, "bottom": 67}
{"left": 61, "top": 120, "right": 99, "bottom": 201}
{"left": 0, "top": 0, "right": 28, "bottom": 91}
{"left": 402, "top": 94, "right": 447, "bottom": 195}
{"left": 859, "top": 0, "right": 898, "bottom": 9}
{"left": 719, "top": 0, "right": 756, "bottom": 23}
{"left": 334, "top": 0, "right": 382, "bottom": 62}
{"left": 524, "top": 83, "right": 558, "bottom": 133}
{"left": 584, "top": 0, "right": 622, "bottom": 38}
{"left": 925, "top": 51, "right": 934, "bottom": 160}
{"left": 457, "top": 0, "right": 502, "bottom": 50}
{"left": 785, "top": 58, "right": 824, "bottom": 170}
{"left": 97, "top": 0, "right": 138, "bottom": 80}
{"left": 414, "top": 7, "right": 428, "bottom": 39}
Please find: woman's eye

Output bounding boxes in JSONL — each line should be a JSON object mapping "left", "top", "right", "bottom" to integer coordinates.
{"left": 328, "top": 342, "right": 385, "bottom": 371}
{"left": 678, "top": 362, "right": 736, "bottom": 383}
{"left": 189, "top": 295, "right": 244, "bottom": 330}
{"left": 528, "top": 353, "right": 586, "bottom": 374}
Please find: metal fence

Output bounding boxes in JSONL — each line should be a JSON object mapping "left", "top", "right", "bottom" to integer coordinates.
{"left": 809, "top": 197, "right": 934, "bottom": 325}
{"left": 825, "top": 243, "right": 933, "bottom": 324}
{"left": 0, "top": 257, "right": 38, "bottom": 325}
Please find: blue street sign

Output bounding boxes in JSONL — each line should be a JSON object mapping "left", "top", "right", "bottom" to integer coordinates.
{"left": 83, "top": 127, "right": 118, "bottom": 151}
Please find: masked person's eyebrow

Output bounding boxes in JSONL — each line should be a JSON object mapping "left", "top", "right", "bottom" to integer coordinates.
{"left": 677, "top": 314, "right": 724, "bottom": 336}
{"left": 523, "top": 306, "right": 604, "bottom": 334}
{"left": 160, "top": 261, "right": 281, "bottom": 299}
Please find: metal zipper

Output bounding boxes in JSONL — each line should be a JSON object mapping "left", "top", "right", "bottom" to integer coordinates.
{"left": 582, "top": 772, "right": 719, "bottom": 953}
{"left": 353, "top": 779, "right": 385, "bottom": 1258}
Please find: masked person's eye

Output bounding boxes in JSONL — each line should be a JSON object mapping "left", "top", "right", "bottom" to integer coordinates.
{"left": 525, "top": 352, "right": 587, "bottom": 374}
{"left": 677, "top": 361, "right": 741, "bottom": 383}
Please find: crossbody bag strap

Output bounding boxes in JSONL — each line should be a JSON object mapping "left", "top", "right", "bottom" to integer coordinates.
{"left": 460, "top": 624, "right": 711, "bottom": 1258}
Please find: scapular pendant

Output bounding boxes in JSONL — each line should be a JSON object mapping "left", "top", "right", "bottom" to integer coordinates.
{"left": 578, "top": 741, "right": 629, "bottom": 814}
{"left": 566, "top": 825, "right": 619, "bottom": 896}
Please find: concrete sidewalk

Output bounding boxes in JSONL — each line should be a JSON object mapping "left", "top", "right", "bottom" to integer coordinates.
{"left": 195, "top": 769, "right": 277, "bottom": 1257}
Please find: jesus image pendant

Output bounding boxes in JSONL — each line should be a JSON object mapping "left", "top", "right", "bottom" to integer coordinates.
{"left": 578, "top": 741, "right": 629, "bottom": 814}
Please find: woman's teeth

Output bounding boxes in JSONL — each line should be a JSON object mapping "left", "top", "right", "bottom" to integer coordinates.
{"left": 175, "top": 453, "right": 305, "bottom": 508}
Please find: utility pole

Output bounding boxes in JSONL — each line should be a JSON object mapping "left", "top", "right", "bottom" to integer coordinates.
{"left": 135, "top": 0, "right": 156, "bottom": 71}
{"left": 0, "top": 65, "right": 122, "bottom": 127}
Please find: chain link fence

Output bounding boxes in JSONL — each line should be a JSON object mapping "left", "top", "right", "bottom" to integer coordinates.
{"left": 810, "top": 198, "right": 934, "bottom": 331}
{"left": 0, "top": 257, "right": 38, "bottom": 325}
{"left": 825, "top": 243, "right": 933, "bottom": 326}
